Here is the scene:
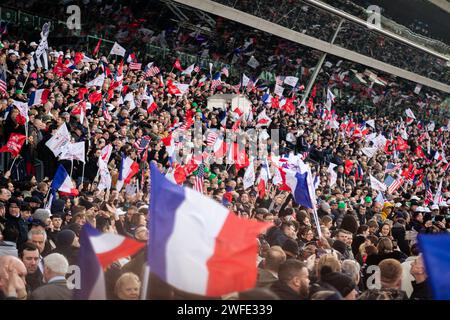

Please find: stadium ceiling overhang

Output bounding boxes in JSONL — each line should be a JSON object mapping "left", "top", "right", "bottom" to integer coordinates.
{"left": 173, "top": 0, "right": 450, "bottom": 94}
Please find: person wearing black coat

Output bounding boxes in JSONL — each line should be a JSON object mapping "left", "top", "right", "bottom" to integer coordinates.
{"left": 391, "top": 220, "right": 410, "bottom": 256}
{"left": 4, "top": 200, "right": 29, "bottom": 246}
{"left": 52, "top": 229, "right": 79, "bottom": 266}
{"left": 36, "top": 125, "right": 59, "bottom": 179}
{"left": 270, "top": 279, "right": 302, "bottom": 300}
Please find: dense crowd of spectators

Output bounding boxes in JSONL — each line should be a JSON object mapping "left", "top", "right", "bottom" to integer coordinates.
{"left": 0, "top": 0, "right": 449, "bottom": 301}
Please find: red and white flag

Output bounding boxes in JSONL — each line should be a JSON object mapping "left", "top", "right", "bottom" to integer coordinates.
{"left": 129, "top": 62, "right": 142, "bottom": 70}
{"left": 0, "top": 133, "right": 26, "bottom": 157}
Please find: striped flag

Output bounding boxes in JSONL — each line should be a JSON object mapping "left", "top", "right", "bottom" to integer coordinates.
{"left": 129, "top": 62, "right": 142, "bottom": 70}
{"left": 0, "top": 69, "right": 7, "bottom": 96}
{"left": 424, "top": 177, "right": 434, "bottom": 205}
{"left": 29, "top": 23, "right": 50, "bottom": 71}
{"left": 193, "top": 163, "right": 205, "bottom": 194}
{"left": 133, "top": 136, "right": 151, "bottom": 155}
{"left": 388, "top": 177, "right": 404, "bottom": 194}
{"left": 206, "top": 131, "right": 219, "bottom": 148}
{"left": 211, "top": 72, "right": 222, "bottom": 90}
{"left": 434, "top": 178, "right": 443, "bottom": 205}
{"left": 145, "top": 65, "right": 160, "bottom": 77}
{"left": 385, "top": 162, "right": 402, "bottom": 174}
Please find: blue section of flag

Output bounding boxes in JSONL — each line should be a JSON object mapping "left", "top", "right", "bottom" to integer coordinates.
{"left": 384, "top": 175, "right": 395, "bottom": 187}
{"left": 292, "top": 171, "right": 313, "bottom": 209}
{"left": 118, "top": 153, "right": 125, "bottom": 181}
{"left": 148, "top": 163, "right": 185, "bottom": 281}
{"left": 74, "top": 223, "right": 103, "bottom": 299}
{"left": 375, "top": 192, "right": 385, "bottom": 203}
{"left": 418, "top": 234, "right": 450, "bottom": 300}
{"left": 28, "top": 91, "right": 36, "bottom": 107}
{"left": 50, "top": 165, "right": 69, "bottom": 195}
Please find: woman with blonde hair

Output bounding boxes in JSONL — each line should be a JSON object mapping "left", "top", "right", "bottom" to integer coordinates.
{"left": 114, "top": 272, "right": 141, "bottom": 300}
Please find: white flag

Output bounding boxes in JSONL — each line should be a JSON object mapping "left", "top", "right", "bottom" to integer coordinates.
{"left": 327, "top": 163, "right": 337, "bottom": 187}
{"left": 414, "top": 84, "right": 422, "bottom": 95}
{"left": 124, "top": 92, "right": 136, "bottom": 110}
{"left": 99, "top": 144, "right": 113, "bottom": 164}
{"left": 86, "top": 73, "right": 105, "bottom": 88}
{"left": 361, "top": 147, "right": 378, "bottom": 159}
{"left": 45, "top": 123, "right": 71, "bottom": 157}
{"left": 110, "top": 42, "right": 126, "bottom": 57}
{"left": 366, "top": 119, "right": 375, "bottom": 128}
{"left": 82, "top": 55, "right": 97, "bottom": 63}
{"left": 242, "top": 73, "right": 250, "bottom": 88}
{"left": 427, "top": 121, "right": 435, "bottom": 132}
{"left": 373, "top": 134, "right": 387, "bottom": 149}
{"left": 247, "top": 56, "right": 260, "bottom": 69}
{"left": 59, "top": 142, "right": 85, "bottom": 163}
{"left": 284, "top": 76, "right": 299, "bottom": 87}
{"left": 13, "top": 100, "right": 29, "bottom": 121}
{"left": 325, "top": 88, "right": 335, "bottom": 109}
{"left": 274, "top": 84, "right": 284, "bottom": 97}
{"left": 405, "top": 108, "right": 416, "bottom": 119}
{"left": 98, "top": 166, "right": 112, "bottom": 191}
{"left": 370, "top": 175, "right": 387, "bottom": 192}
{"left": 181, "top": 63, "right": 195, "bottom": 76}
{"left": 174, "top": 83, "right": 190, "bottom": 96}
{"left": 243, "top": 162, "right": 256, "bottom": 189}
{"left": 324, "top": 61, "right": 333, "bottom": 68}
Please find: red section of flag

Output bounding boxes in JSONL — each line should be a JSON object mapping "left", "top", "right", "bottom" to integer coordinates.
{"left": 0, "top": 133, "right": 26, "bottom": 157}
{"left": 206, "top": 213, "right": 270, "bottom": 296}
{"left": 93, "top": 38, "right": 102, "bottom": 57}
{"left": 89, "top": 91, "right": 102, "bottom": 104}
{"left": 344, "top": 159, "right": 353, "bottom": 175}
{"left": 173, "top": 58, "right": 183, "bottom": 71}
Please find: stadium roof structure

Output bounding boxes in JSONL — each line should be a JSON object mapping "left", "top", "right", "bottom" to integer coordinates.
{"left": 174, "top": 0, "right": 450, "bottom": 94}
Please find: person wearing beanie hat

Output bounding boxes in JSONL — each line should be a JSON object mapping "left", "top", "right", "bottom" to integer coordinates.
{"left": 321, "top": 272, "right": 357, "bottom": 300}
{"left": 32, "top": 209, "right": 51, "bottom": 225}
{"left": 54, "top": 229, "right": 79, "bottom": 265}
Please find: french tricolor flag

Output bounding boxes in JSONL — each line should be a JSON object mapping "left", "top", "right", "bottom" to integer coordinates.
{"left": 50, "top": 164, "right": 79, "bottom": 196}
{"left": 148, "top": 163, "right": 269, "bottom": 296}
{"left": 74, "top": 224, "right": 145, "bottom": 300}
{"left": 28, "top": 89, "right": 50, "bottom": 106}
{"left": 284, "top": 162, "right": 316, "bottom": 209}
{"left": 116, "top": 154, "right": 139, "bottom": 191}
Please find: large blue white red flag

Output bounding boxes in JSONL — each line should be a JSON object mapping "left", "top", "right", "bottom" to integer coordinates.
{"left": 147, "top": 163, "right": 269, "bottom": 296}
{"left": 74, "top": 223, "right": 145, "bottom": 300}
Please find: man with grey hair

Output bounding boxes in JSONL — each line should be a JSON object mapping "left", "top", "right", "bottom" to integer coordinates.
{"left": 30, "top": 253, "right": 72, "bottom": 300}
{"left": 341, "top": 259, "right": 361, "bottom": 291}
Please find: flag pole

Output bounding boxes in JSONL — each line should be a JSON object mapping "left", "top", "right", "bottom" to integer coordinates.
{"left": 70, "top": 159, "right": 74, "bottom": 178}
{"left": 81, "top": 162, "right": 85, "bottom": 187}
{"left": 140, "top": 264, "right": 150, "bottom": 300}
{"left": 9, "top": 155, "right": 18, "bottom": 171}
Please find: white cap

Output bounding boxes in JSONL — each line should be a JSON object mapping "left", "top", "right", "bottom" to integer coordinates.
{"left": 431, "top": 204, "right": 440, "bottom": 210}
{"left": 8, "top": 50, "right": 19, "bottom": 57}
{"left": 424, "top": 207, "right": 431, "bottom": 213}
{"left": 447, "top": 199, "right": 450, "bottom": 205}
{"left": 30, "top": 41, "right": 38, "bottom": 47}
{"left": 439, "top": 202, "right": 448, "bottom": 207}
{"left": 415, "top": 206, "right": 425, "bottom": 212}
{"left": 395, "top": 202, "right": 403, "bottom": 208}
{"left": 411, "top": 196, "right": 421, "bottom": 201}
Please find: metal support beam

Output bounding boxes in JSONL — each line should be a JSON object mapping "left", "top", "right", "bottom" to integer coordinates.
{"left": 173, "top": 0, "right": 450, "bottom": 93}
{"left": 302, "top": 19, "right": 344, "bottom": 104}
